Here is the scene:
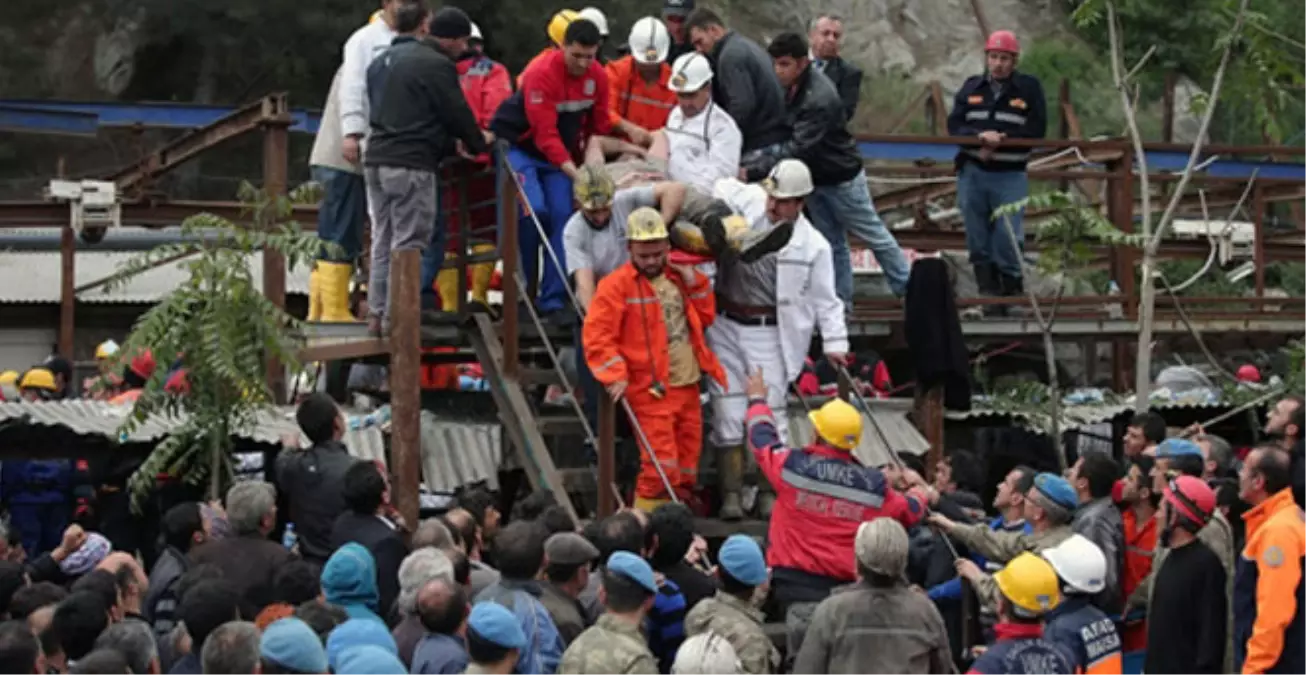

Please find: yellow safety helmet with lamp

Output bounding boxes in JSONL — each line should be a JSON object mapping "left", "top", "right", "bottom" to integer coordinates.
{"left": 0, "top": 370, "right": 18, "bottom": 386}
{"left": 548, "top": 9, "right": 581, "bottom": 46}
{"left": 95, "top": 339, "right": 120, "bottom": 360}
{"left": 808, "top": 398, "right": 862, "bottom": 450}
{"left": 573, "top": 165, "right": 615, "bottom": 210}
{"left": 627, "top": 207, "right": 670, "bottom": 241}
{"left": 993, "top": 551, "right": 1062, "bottom": 618}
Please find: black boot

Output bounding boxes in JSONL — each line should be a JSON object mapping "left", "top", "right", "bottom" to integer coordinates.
{"left": 967, "top": 262, "right": 1003, "bottom": 318}
{"left": 1000, "top": 273, "right": 1030, "bottom": 317}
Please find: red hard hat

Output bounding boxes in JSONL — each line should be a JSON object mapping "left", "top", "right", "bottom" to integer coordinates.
{"left": 1236, "top": 364, "right": 1261, "bottom": 383}
{"left": 985, "top": 30, "right": 1020, "bottom": 54}
{"left": 130, "top": 350, "right": 157, "bottom": 380}
{"left": 1163, "top": 475, "right": 1216, "bottom": 528}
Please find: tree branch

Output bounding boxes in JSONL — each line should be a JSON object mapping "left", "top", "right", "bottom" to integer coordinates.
{"left": 1125, "top": 45, "right": 1159, "bottom": 82}
{"left": 1107, "top": 3, "right": 1152, "bottom": 238}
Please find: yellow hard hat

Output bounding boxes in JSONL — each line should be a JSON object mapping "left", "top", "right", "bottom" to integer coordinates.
{"left": 808, "top": 398, "right": 862, "bottom": 450}
{"left": 19, "top": 368, "right": 57, "bottom": 392}
{"left": 627, "top": 207, "right": 669, "bottom": 242}
{"left": 95, "top": 339, "right": 120, "bottom": 360}
{"left": 548, "top": 9, "right": 581, "bottom": 46}
{"left": 993, "top": 552, "right": 1062, "bottom": 618}
{"left": 573, "top": 164, "right": 615, "bottom": 210}
{"left": 0, "top": 370, "right": 18, "bottom": 386}
{"left": 369, "top": 9, "right": 383, "bottom": 24}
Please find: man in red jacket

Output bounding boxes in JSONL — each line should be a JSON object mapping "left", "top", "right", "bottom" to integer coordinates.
{"left": 490, "top": 18, "right": 612, "bottom": 319}
{"left": 742, "top": 367, "right": 928, "bottom": 614}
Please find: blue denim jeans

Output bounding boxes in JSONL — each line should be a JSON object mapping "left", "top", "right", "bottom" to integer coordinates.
{"left": 419, "top": 207, "right": 447, "bottom": 307}
{"left": 958, "top": 162, "right": 1028, "bottom": 279}
{"left": 805, "top": 170, "right": 911, "bottom": 300}
{"left": 312, "top": 166, "right": 367, "bottom": 262}
{"left": 507, "top": 147, "right": 574, "bottom": 313}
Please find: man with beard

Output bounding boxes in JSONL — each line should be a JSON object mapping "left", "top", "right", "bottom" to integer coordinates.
{"left": 583, "top": 207, "right": 725, "bottom": 510}
{"left": 1262, "top": 395, "right": 1303, "bottom": 507}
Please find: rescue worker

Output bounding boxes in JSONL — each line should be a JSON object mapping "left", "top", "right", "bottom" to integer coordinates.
{"left": 605, "top": 17, "right": 676, "bottom": 147}
{"left": 519, "top": 9, "right": 581, "bottom": 87}
{"left": 807, "top": 14, "right": 862, "bottom": 122}
{"left": 582, "top": 207, "right": 723, "bottom": 509}
{"left": 558, "top": 551, "right": 659, "bottom": 674}
{"left": 1041, "top": 534, "right": 1123, "bottom": 675}
{"left": 683, "top": 535, "right": 779, "bottom": 674}
{"left": 662, "top": 52, "right": 742, "bottom": 195}
{"left": 968, "top": 552, "right": 1073, "bottom": 674}
{"left": 364, "top": 5, "right": 487, "bottom": 334}
{"left": 662, "top": 0, "right": 695, "bottom": 63}
{"left": 1118, "top": 456, "right": 1158, "bottom": 657}
{"left": 682, "top": 8, "right": 789, "bottom": 169}
{"left": 707, "top": 159, "right": 847, "bottom": 520}
{"left": 491, "top": 18, "right": 612, "bottom": 318}
{"left": 312, "top": 0, "right": 401, "bottom": 323}
{"left": 741, "top": 367, "right": 927, "bottom": 618}
{"left": 947, "top": 30, "right": 1047, "bottom": 313}
{"left": 577, "top": 7, "right": 610, "bottom": 63}
{"left": 1147, "top": 475, "right": 1228, "bottom": 674}
{"left": 928, "top": 472, "right": 1078, "bottom": 610}
{"left": 794, "top": 518, "right": 953, "bottom": 673}
{"left": 1234, "top": 446, "right": 1304, "bottom": 674}
{"left": 765, "top": 31, "right": 909, "bottom": 302}
{"left": 2, "top": 368, "right": 73, "bottom": 557}
{"left": 564, "top": 166, "right": 687, "bottom": 440}
{"left": 109, "top": 350, "right": 157, "bottom": 405}
{"left": 434, "top": 19, "right": 514, "bottom": 314}
{"left": 84, "top": 340, "right": 124, "bottom": 399}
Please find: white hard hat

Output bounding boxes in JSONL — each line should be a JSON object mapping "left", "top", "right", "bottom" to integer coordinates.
{"left": 763, "top": 159, "right": 814, "bottom": 199}
{"left": 1040, "top": 533, "right": 1107, "bottom": 595}
{"left": 578, "top": 7, "right": 609, "bottom": 36}
{"left": 668, "top": 52, "right": 713, "bottom": 93}
{"left": 671, "top": 633, "right": 742, "bottom": 674}
{"left": 469, "top": 21, "right": 483, "bottom": 41}
{"left": 629, "top": 16, "right": 671, "bottom": 64}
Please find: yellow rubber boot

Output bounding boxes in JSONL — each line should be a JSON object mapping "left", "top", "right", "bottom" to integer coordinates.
{"left": 469, "top": 243, "right": 497, "bottom": 305}
{"left": 318, "top": 261, "right": 357, "bottom": 322}
{"left": 436, "top": 267, "right": 460, "bottom": 311}
{"left": 307, "top": 266, "right": 323, "bottom": 321}
{"left": 634, "top": 496, "right": 671, "bottom": 513}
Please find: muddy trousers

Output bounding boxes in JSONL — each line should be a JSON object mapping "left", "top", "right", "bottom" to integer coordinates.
{"left": 627, "top": 384, "right": 702, "bottom": 500}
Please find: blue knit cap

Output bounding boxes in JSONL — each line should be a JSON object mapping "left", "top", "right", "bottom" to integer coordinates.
{"left": 718, "top": 535, "right": 767, "bottom": 586}
{"left": 261, "top": 618, "right": 327, "bottom": 674}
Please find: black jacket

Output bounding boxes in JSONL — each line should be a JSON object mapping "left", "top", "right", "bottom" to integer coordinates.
{"left": 904, "top": 258, "right": 972, "bottom": 411}
{"left": 710, "top": 31, "right": 789, "bottom": 152}
{"left": 190, "top": 534, "right": 295, "bottom": 610}
{"left": 947, "top": 70, "right": 1047, "bottom": 172}
{"left": 754, "top": 64, "right": 861, "bottom": 185}
{"left": 816, "top": 56, "right": 863, "bottom": 123}
{"left": 364, "top": 36, "right": 487, "bottom": 171}
{"left": 276, "top": 440, "right": 355, "bottom": 563}
{"left": 331, "top": 512, "right": 408, "bottom": 619}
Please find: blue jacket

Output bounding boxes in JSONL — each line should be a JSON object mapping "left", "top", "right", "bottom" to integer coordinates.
{"left": 968, "top": 623, "right": 1073, "bottom": 674}
{"left": 646, "top": 577, "right": 687, "bottom": 673}
{"left": 1, "top": 460, "right": 72, "bottom": 505}
{"left": 947, "top": 71, "right": 1047, "bottom": 172}
{"left": 321, "top": 542, "right": 386, "bottom": 626}
{"left": 1043, "top": 596, "right": 1123, "bottom": 674}
{"left": 475, "top": 578, "right": 564, "bottom": 674}
{"left": 929, "top": 516, "right": 1031, "bottom": 602}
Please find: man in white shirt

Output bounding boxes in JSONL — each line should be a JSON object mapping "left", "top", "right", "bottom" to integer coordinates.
{"left": 308, "top": 2, "right": 397, "bottom": 323}
{"left": 659, "top": 52, "right": 741, "bottom": 194}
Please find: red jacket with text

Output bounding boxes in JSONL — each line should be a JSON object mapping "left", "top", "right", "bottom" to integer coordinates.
{"left": 744, "top": 400, "right": 926, "bottom": 582}
{"left": 490, "top": 49, "right": 612, "bottom": 167}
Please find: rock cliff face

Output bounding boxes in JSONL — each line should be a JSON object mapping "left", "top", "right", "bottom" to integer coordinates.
{"left": 724, "top": 0, "right": 1066, "bottom": 91}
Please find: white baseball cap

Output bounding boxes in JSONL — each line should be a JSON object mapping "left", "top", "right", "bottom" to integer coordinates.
{"left": 763, "top": 159, "right": 814, "bottom": 199}
{"left": 629, "top": 16, "right": 671, "bottom": 64}
{"left": 668, "top": 52, "right": 713, "bottom": 93}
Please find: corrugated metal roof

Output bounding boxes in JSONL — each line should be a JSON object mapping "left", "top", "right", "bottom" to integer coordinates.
{"left": 785, "top": 397, "right": 930, "bottom": 467}
{"left": 948, "top": 400, "right": 1230, "bottom": 433}
{"left": 0, "top": 251, "right": 311, "bottom": 303}
{"left": 0, "top": 398, "right": 300, "bottom": 443}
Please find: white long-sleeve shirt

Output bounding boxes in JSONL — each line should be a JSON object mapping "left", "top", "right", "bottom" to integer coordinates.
{"left": 338, "top": 19, "right": 396, "bottom": 139}
{"left": 665, "top": 101, "right": 742, "bottom": 195}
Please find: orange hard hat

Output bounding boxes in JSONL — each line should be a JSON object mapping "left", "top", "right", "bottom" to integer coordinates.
{"left": 985, "top": 30, "right": 1020, "bottom": 55}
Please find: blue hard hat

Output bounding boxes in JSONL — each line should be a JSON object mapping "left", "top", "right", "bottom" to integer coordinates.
{"left": 1155, "top": 438, "right": 1202, "bottom": 459}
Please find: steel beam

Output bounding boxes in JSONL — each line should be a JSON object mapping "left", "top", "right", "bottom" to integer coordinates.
{"left": 0, "top": 200, "right": 318, "bottom": 228}
{"left": 0, "top": 98, "right": 320, "bottom": 134}
{"left": 0, "top": 105, "right": 99, "bottom": 136}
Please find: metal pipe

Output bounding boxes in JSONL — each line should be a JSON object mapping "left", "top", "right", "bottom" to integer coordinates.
{"left": 0, "top": 230, "right": 227, "bottom": 251}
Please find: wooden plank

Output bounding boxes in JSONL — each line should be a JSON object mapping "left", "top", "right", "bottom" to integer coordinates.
{"left": 914, "top": 385, "right": 944, "bottom": 483}
{"left": 389, "top": 249, "right": 422, "bottom": 529}
{"left": 598, "top": 394, "right": 616, "bottom": 518}
{"left": 468, "top": 313, "right": 579, "bottom": 523}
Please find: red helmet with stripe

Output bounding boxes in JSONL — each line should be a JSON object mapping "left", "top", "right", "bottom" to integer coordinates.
{"left": 1163, "top": 475, "right": 1216, "bottom": 529}
{"left": 985, "top": 30, "right": 1020, "bottom": 55}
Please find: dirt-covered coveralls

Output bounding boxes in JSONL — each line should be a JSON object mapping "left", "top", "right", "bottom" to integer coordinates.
{"left": 582, "top": 254, "right": 724, "bottom": 504}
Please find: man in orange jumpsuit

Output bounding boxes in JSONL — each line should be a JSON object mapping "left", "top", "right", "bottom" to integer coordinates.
{"left": 582, "top": 207, "right": 724, "bottom": 510}
{"left": 604, "top": 17, "right": 677, "bottom": 147}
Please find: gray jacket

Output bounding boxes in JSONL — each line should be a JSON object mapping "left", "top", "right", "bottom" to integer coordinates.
{"left": 1072, "top": 497, "right": 1125, "bottom": 615}
{"left": 793, "top": 581, "right": 955, "bottom": 674}
{"left": 710, "top": 31, "right": 789, "bottom": 152}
